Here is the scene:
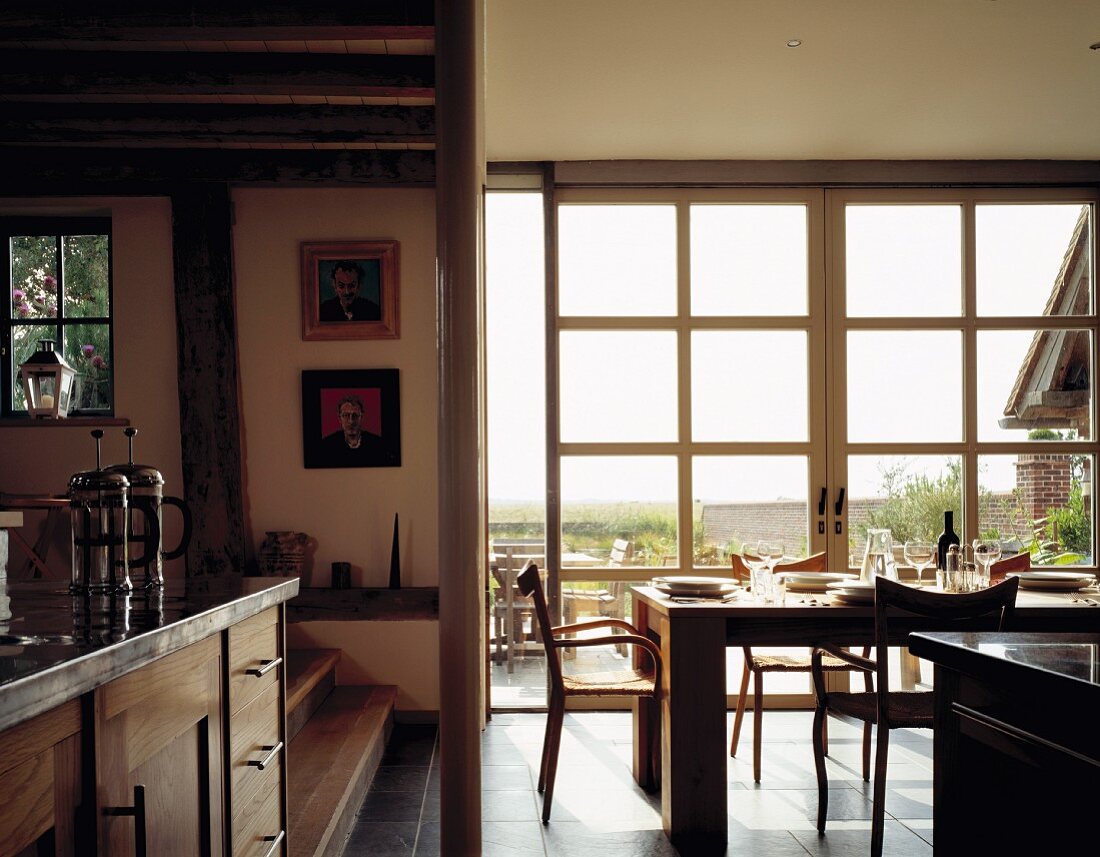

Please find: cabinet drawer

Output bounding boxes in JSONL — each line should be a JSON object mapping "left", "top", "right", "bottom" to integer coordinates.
{"left": 231, "top": 756, "right": 283, "bottom": 857}
{"left": 231, "top": 679, "right": 282, "bottom": 813}
{"left": 229, "top": 608, "right": 280, "bottom": 714}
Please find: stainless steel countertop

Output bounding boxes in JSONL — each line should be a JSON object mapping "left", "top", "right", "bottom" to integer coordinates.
{"left": 0, "top": 576, "right": 299, "bottom": 732}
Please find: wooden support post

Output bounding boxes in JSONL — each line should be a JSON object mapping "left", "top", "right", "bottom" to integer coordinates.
{"left": 435, "top": 0, "right": 484, "bottom": 853}
{"left": 170, "top": 184, "right": 246, "bottom": 578}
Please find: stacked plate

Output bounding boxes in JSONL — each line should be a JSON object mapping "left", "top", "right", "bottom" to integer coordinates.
{"left": 652, "top": 576, "right": 738, "bottom": 598}
{"left": 825, "top": 580, "right": 876, "bottom": 604}
{"left": 777, "top": 572, "right": 858, "bottom": 593}
{"left": 1007, "top": 571, "right": 1097, "bottom": 591}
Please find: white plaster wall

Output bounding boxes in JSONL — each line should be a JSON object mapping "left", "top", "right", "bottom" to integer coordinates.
{"left": 232, "top": 187, "right": 440, "bottom": 711}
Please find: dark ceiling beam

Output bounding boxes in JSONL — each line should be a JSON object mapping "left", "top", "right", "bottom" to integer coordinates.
{"left": 0, "top": 103, "right": 434, "bottom": 145}
{"left": 0, "top": 147, "right": 435, "bottom": 191}
{"left": 0, "top": 2, "right": 433, "bottom": 41}
{"left": 0, "top": 51, "right": 434, "bottom": 98}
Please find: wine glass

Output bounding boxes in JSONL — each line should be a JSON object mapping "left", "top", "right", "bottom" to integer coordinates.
{"left": 757, "top": 541, "right": 785, "bottom": 599}
{"left": 903, "top": 539, "right": 935, "bottom": 587}
{"left": 740, "top": 543, "right": 767, "bottom": 600}
{"left": 972, "top": 539, "right": 1001, "bottom": 588}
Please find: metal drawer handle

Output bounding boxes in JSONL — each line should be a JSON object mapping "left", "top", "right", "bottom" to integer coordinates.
{"left": 104, "top": 784, "right": 147, "bottom": 857}
{"left": 248, "top": 741, "right": 284, "bottom": 771}
{"left": 262, "top": 830, "right": 286, "bottom": 857}
{"left": 247, "top": 656, "right": 282, "bottom": 677}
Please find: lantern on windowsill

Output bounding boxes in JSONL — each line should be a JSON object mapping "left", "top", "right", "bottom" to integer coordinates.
{"left": 17, "top": 339, "right": 78, "bottom": 419}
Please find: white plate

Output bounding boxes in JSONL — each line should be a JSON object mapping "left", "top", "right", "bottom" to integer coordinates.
{"left": 655, "top": 583, "right": 737, "bottom": 599}
{"left": 652, "top": 576, "right": 737, "bottom": 593}
{"left": 776, "top": 572, "right": 858, "bottom": 593}
{"left": 825, "top": 581, "right": 876, "bottom": 603}
{"left": 1008, "top": 571, "right": 1096, "bottom": 591}
{"left": 828, "top": 588, "right": 875, "bottom": 604}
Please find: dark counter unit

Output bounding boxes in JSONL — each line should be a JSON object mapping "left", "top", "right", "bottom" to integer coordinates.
{"left": 908, "top": 631, "right": 1100, "bottom": 856}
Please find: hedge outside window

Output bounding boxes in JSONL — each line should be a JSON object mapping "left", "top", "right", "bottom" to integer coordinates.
{"left": 2, "top": 217, "right": 114, "bottom": 417}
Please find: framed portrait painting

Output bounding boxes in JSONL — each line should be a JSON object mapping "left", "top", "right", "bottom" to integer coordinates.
{"left": 302, "top": 369, "right": 401, "bottom": 469}
{"left": 301, "top": 240, "right": 399, "bottom": 340}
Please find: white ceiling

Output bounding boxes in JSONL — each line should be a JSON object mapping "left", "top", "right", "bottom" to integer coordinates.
{"left": 485, "top": 0, "right": 1100, "bottom": 162}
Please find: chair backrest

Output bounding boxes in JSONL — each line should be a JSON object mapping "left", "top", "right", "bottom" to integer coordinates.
{"left": 609, "top": 538, "right": 633, "bottom": 567}
{"left": 872, "top": 576, "right": 1019, "bottom": 724}
{"left": 774, "top": 551, "right": 827, "bottom": 573}
{"left": 730, "top": 553, "right": 750, "bottom": 585}
{"left": 517, "top": 562, "right": 565, "bottom": 693}
{"left": 989, "top": 550, "right": 1030, "bottom": 582}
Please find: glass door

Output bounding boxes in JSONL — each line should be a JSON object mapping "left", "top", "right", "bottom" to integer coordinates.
{"left": 553, "top": 188, "right": 828, "bottom": 707}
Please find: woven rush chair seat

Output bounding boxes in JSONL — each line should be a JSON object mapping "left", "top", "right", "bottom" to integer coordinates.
{"left": 518, "top": 561, "right": 661, "bottom": 822}
{"left": 751, "top": 652, "right": 865, "bottom": 672}
{"left": 562, "top": 667, "right": 655, "bottom": 696}
{"left": 820, "top": 690, "right": 933, "bottom": 729}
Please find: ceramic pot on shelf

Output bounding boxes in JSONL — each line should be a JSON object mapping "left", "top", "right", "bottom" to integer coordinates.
{"left": 258, "top": 530, "right": 309, "bottom": 576}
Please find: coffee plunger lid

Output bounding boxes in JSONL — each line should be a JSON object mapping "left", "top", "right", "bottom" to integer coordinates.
{"left": 103, "top": 462, "right": 164, "bottom": 487}
{"left": 105, "top": 426, "right": 165, "bottom": 488}
{"left": 69, "top": 469, "right": 130, "bottom": 494}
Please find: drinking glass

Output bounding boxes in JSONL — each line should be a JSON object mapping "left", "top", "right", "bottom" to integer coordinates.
{"left": 903, "top": 539, "right": 935, "bottom": 586}
{"left": 758, "top": 541, "right": 785, "bottom": 573}
{"left": 972, "top": 539, "right": 1001, "bottom": 589}
{"left": 741, "top": 544, "right": 767, "bottom": 601}
{"left": 756, "top": 541, "right": 784, "bottom": 604}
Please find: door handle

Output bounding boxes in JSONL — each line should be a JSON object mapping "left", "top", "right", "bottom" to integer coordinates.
{"left": 834, "top": 487, "right": 846, "bottom": 516}
{"left": 817, "top": 487, "right": 827, "bottom": 517}
{"left": 104, "top": 784, "right": 147, "bottom": 857}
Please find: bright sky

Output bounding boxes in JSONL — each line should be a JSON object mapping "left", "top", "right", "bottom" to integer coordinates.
{"left": 486, "top": 196, "right": 1089, "bottom": 505}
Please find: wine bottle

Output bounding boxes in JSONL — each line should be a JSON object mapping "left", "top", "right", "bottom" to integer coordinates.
{"left": 937, "top": 511, "right": 960, "bottom": 571}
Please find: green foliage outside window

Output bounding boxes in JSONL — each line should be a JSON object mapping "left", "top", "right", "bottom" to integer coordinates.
{"left": 8, "top": 229, "right": 111, "bottom": 412}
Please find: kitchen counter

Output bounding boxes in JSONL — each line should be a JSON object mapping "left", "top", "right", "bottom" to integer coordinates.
{"left": 908, "top": 631, "right": 1100, "bottom": 855}
{"left": 0, "top": 576, "right": 299, "bottom": 732}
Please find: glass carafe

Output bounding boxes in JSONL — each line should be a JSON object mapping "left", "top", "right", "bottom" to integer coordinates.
{"left": 860, "top": 528, "right": 898, "bottom": 583}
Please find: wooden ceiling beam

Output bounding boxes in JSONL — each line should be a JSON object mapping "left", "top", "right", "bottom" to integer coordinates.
{"left": 0, "top": 2, "right": 433, "bottom": 42}
{"left": 0, "top": 104, "right": 434, "bottom": 145}
{"left": 0, "top": 147, "right": 435, "bottom": 190}
{"left": 0, "top": 51, "right": 434, "bottom": 98}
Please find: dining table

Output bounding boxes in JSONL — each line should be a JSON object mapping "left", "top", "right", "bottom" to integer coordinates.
{"left": 628, "top": 580, "right": 1100, "bottom": 854}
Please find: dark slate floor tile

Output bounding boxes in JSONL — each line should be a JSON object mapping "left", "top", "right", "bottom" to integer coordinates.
{"left": 357, "top": 789, "right": 426, "bottom": 822}
{"left": 371, "top": 765, "right": 432, "bottom": 792}
{"left": 343, "top": 821, "right": 419, "bottom": 857}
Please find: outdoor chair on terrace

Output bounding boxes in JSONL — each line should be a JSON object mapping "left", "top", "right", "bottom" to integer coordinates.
{"left": 490, "top": 538, "right": 545, "bottom": 674}
{"left": 561, "top": 538, "right": 633, "bottom": 655}
{"left": 518, "top": 561, "right": 661, "bottom": 823}
{"left": 729, "top": 551, "right": 873, "bottom": 783}
{"left": 811, "top": 575, "right": 1019, "bottom": 857}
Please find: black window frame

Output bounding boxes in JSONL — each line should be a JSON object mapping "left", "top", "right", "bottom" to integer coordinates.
{"left": 1, "top": 216, "right": 115, "bottom": 418}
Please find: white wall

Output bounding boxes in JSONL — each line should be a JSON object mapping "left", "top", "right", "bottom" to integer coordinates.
{"left": 232, "top": 187, "right": 440, "bottom": 711}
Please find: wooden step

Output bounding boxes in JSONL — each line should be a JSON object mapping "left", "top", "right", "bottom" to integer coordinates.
{"left": 286, "top": 648, "right": 341, "bottom": 741}
{"left": 287, "top": 685, "right": 397, "bottom": 857}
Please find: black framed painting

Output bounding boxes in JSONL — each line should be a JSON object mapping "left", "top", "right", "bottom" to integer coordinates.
{"left": 301, "top": 369, "right": 401, "bottom": 469}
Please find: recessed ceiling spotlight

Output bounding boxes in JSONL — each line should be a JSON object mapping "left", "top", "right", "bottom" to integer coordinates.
{"left": 786, "top": 39, "right": 802, "bottom": 48}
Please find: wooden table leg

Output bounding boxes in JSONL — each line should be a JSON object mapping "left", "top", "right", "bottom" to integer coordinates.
{"left": 632, "top": 598, "right": 658, "bottom": 790}
{"left": 661, "top": 613, "right": 728, "bottom": 854}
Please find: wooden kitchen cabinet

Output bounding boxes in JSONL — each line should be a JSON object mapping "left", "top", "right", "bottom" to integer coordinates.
{"left": 227, "top": 607, "right": 288, "bottom": 857}
{"left": 0, "top": 579, "right": 297, "bottom": 857}
{"left": 0, "top": 698, "right": 81, "bottom": 857}
{"left": 95, "top": 634, "right": 225, "bottom": 856}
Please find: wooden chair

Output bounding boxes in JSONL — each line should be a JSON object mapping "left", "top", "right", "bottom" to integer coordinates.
{"left": 989, "top": 549, "right": 1030, "bottom": 582}
{"left": 811, "top": 575, "right": 1019, "bottom": 857}
{"left": 490, "top": 539, "right": 545, "bottom": 673}
{"left": 518, "top": 561, "right": 661, "bottom": 823}
{"left": 729, "top": 552, "right": 873, "bottom": 783}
